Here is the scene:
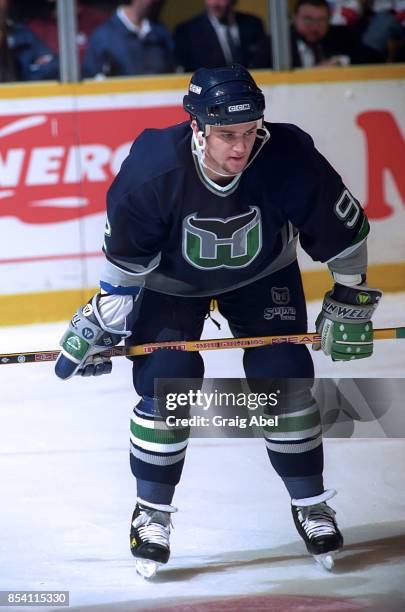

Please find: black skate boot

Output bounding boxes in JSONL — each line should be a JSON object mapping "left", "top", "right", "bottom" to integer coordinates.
{"left": 291, "top": 489, "right": 343, "bottom": 571}
{"left": 130, "top": 498, "right": 176, "bottom": 578}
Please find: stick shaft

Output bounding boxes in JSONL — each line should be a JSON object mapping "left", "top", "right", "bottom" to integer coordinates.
{"left": 1, "top": 327, "right": 403, "bottom": 365}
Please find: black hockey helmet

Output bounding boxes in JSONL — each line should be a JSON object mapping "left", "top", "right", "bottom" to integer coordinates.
{"left": 183, "top": 64, "right": 265, "bottom": 133}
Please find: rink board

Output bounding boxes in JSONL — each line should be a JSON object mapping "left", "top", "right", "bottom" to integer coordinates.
{"left": 0, "top": 65, "right": 404, "bottom": 324}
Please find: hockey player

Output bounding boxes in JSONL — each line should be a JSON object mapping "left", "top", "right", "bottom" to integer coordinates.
{"left": 55, "top": 65, "right": 381, "bottom": 577}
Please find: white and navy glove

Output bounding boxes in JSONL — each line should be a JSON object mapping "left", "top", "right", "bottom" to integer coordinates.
{"left": 55, "top": 292, "right": 135, "bottom": 380}
{"left": 313, "top": 282, "right": 382, "bottom": 361}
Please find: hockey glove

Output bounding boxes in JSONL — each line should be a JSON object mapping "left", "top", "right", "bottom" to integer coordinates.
{"left": 313, "top": 283, "right": 382, "bottom": 361}
{"left": 55, "top": 292, "right": 135, "bottom": 380}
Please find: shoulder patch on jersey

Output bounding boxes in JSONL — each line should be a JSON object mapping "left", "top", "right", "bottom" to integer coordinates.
{"left": 182, "top": 206, "right": 262, "bottom": 270}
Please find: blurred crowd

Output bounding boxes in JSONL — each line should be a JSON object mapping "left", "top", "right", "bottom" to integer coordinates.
{"left": 0, "top": 0, "right": 404, "bottom": 83}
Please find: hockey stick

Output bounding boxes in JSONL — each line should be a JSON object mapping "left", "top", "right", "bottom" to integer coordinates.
{"left": 1, "top": 327, "right": 404, "bottom": 366}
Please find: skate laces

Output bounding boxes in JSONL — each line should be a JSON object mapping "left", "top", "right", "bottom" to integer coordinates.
{"left": 297, "top": 503, "right": 337, "bottom": 540}
{"left": 133, "top": 507, "right": 173, "bottom": 548}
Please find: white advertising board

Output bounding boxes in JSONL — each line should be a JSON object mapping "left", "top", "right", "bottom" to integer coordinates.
{"left": 0, "top": 73, "right": 404, "bottom": 296}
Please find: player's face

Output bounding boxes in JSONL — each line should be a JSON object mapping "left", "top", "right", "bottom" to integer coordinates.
{"left": 204, "top": 122, "right": 258, "bottom": 176}
{"left": 293, "top": 5, "right": 330, "bottom": 43}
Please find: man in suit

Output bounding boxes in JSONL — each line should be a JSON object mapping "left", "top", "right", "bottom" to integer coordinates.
{"left": 174, "top": 0, "right": 271, "bottom": 72}
{"left": 0, "top": 0, "right": 58, "bottom": 81}
{"left": 291, "top": 0, "right": 383, "bottom": 67}
{"left": 83, "top": 0, "right": 173, "bottom": 78}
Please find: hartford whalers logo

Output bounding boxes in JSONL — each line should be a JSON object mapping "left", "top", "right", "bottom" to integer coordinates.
{"left": 183, "top": 207, "right": 262, "bottom": 270}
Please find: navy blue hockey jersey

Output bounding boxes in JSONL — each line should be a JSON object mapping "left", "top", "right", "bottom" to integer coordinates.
{"left": 102, "top": 121, "right": 368, "bottom": 296}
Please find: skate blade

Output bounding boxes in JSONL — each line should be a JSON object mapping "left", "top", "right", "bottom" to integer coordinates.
{"left": 313, "top": 551, "right": 338, "bottom": 571}
{"left": 135, "top": 558, "right": 162, "bottom": 579}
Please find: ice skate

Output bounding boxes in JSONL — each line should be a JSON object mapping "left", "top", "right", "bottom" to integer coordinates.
{"left": 130, "top": 499, "right": 176, "bottom": 579}
{"left": 291, "top": 489, "right": 343, "bottom": 571}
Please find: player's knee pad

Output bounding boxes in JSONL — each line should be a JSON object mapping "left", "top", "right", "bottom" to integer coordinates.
{"left": 135, "top": 395, "right": 161, "bottom": 417}
{"left": 270, "top": 378, "right": 315, "bottom": 415}
{"left": 134, "top": 394, "right": 189, "bottom": 420}
{"left": 243, "top": 347, "right": 315, "bottom": 424}
{"left": 132, "top": 349, "right": 204, "bottom": 398}
{"left": 243, "top": 344, "right": 314, "bottom": 379}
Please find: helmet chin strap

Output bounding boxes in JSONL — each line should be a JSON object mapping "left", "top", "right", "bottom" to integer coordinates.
{"left": 191, "top": 119, "right": 270, "bottom": 179}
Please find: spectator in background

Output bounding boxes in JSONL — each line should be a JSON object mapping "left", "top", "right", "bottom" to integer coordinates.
{"left": 361, "top": 1, "right": 405, "bottom": 61}
{"left": 327, "top": 0, "right": 362, "bottom": 25}
{"left": 0, "top": 0, "right": 15, "bottom": 80}
{"left": 83, "top": 0, "right": 173, "bottom": 78}
{"left": 371, "top": 0, "right": 405, "bottom": 23}
{"left": 28, "top": 0, "right": 109, "bottom": 65}
{"left": 0, "top": 0, "right": 58, "bottom": 81}
{"left": 291, "top": 0, "right": 383, "bottom": 67}
{"left": 174, "top": 0, "right": 271, "bottom": 72}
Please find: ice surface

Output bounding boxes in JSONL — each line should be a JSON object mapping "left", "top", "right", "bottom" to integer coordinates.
{"left": 0, "top": 294, "right": 404, "bottom": 611}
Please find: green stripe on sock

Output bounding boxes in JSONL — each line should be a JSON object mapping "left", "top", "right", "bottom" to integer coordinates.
{"left": 263, "top": 408, "right": 320, "bottom": 434}
{"left": 130, "top": 420, "right": 190, "bottom": 444}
